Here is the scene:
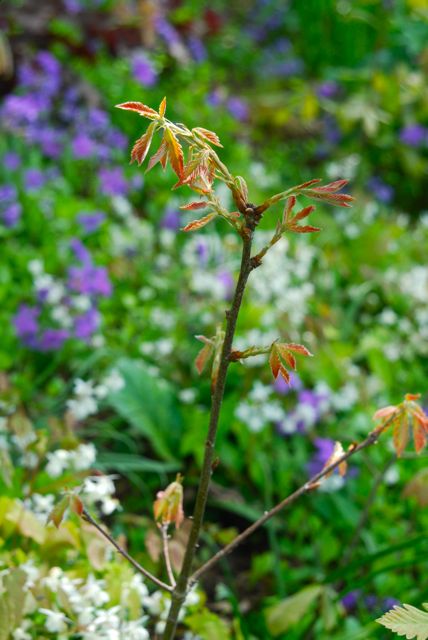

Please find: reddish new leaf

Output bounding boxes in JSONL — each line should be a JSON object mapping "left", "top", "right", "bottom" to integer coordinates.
{"left": 293, "top": 205, "right": 316, "bottom": 222}
{"left": 195, "top": 343, "right": 213, "bottom": 374}
{"left": 285, "top": 343, "right": 313, "bottom": 357}
{"left": 193, "top": 127, "right": 223, "bottom": 147}
{"left": 289, "top": 225, "right": 321, "bottom": 234}
{"left": 70, "top": 494, "right": 84, "bottom": 517}
{"left": 413, "top": 418, "right": 427, "bottom": 454}
{"left": 311, "top": 179, "right": 348, "bottom": 193}
{"left": 304, "top": 190, "right": 354, "bottom": 208}
{"left": 182, "top": 212, "right": 216, "bottom": 232}
{"left": 159, "top": 96, "right": 167, "bottom": 117}
{"left": 147, "top": 138, "right": 168, "bottom": 172}
{"left": 47, "top": 495, "right": 70, "bottom": 528}
{"left": 180, "top": 201, "right": 210, "bottom": 211}
{"left": 277, "top": 344, "right": 296, "bottom": 370}
{"left": 165, "top": 127, "right": 184, "bottom": 178}
{"left": 283, "top": 196, "right": 296, "bottom": 223}
{"left": 295, "top": 179, "right": 322, "bottom": 190}
{"left": 269, "top": 346, "right": 281, "bottom": 379}
{"left": 115, "top": 102, "right": 158, "bottom": 118}
{"left": 393, "top": 417, "right": 410, "bottom": 457}
{"left": 130, "top": 122, "right": 156, "bottom": 166}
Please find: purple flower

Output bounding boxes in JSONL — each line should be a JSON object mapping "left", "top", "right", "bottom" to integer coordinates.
{"left": 341, "top": 590, "right": 360, "bottom": 612}
{"left": 74, "top": 307, "right": 100, "bottom": 339}
{"left": 206, "top": 89, "right": 223, "bottom": 108}
{"left": 99, "top": 167, "right": 128, "bottom": 197}
{"left": 13, "top": 305, "right": 40, "bottom": 338}
{"left": 196, "top": 239, "right": 209, "bottom": 266}
{"left": 87, "top": 108, "right": 109, "bottom": 132}
{"left": 400, "top": 124, "right": 428, "bottom": 147}
{"left": 317, "top": 81, "right": 340, "bottom": 99}
{"left": 0, "top": 185, "right": 17, "bottom": 202}
{"left": 188, "top": 36, "right": 207, "bottom": 63}
{"left": 274, "top": 372, "right": 302, "bottom": 395}
{"left": 38, "top": 328, "right": 69, "bottom": 351}
{"left": 24, "top": 169, "right": 45, "bottom": 191}
{"left": 227, "top": 97, "right": 249, "bottom": 122}
{"left": 307, "top": 437, "right": 335, "bottom": 476}
{"left": 217, "top": 270, "right": 235, "bottom": 300}
{"left": 4, "top": 152, "right": 20, "bottom": 170}
{"left": 72, "top": 134, "right": 96, "bottom": 159}
{"left": 2, "top": 203, "right": 22, "bottom": 227}
{"left": 70, "top": 238, "right": 92, "bottom": 264}
{"left": 36, "top": 128, "right": 63, "bottom": 159}
{"left": 131, "top": 53, "right": 158, "bottom": 87}
{"left": 367, "top": 177, "right": 394, "bottom": 204}
{"left": 68, "top": 264, "right": 112, "bottom": 297}
{"left": 382, "top": 598, "right": 400, "bottom": 612}
{"left": 155, "top": 15, "right": 181, "bottom": 46}
{"left": 161, "top": 208, "right": 180, "bottom": 231}
{"left": 77, "top": 211, "right": 106, "bottom": 234}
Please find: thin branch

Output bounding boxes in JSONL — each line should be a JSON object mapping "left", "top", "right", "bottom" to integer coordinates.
{"left": 161, "top": 229, "right": 255, "bottom": 640}
{"left": 160, "top": 525, "right": 176, "bottom": 587}
{"left": 82, "top": 509, "right": 172, "bottom": 593}
{"left": 189, "top": 418, "right": 397, "bottom": 585}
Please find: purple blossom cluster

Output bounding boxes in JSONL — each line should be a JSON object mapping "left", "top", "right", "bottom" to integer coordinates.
{"left": 341, "top": 590, "right": 399, "bottom": 614}
{"left": 206, "top": 90, "right": 250, "bottom": 122}
{"left": 0, "top": 184, "right": 22, "bottom": 228}
{"left": 13, "top": 238, "right": 111, "bottom": 351}
{"left": 399, "top": 123, "right": 428, "bottom": 147}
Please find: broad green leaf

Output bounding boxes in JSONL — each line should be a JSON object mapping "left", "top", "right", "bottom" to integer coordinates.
{"left": 47, "top": 495, "right": 70, "bottom": 528}
{"left": 107, "top": 358, "right": 181, "bottom": 461}
{"left": 97, "top": 452, "right": 179, "bottom": 474}
{"left": 377, "top": 603, "right": 428, "bottom": 640}
{"left": 266, "top": 585, "right": 323, "bottom": 636}
{"left": 186, "top": 609, "right": 231, "bottom": 640}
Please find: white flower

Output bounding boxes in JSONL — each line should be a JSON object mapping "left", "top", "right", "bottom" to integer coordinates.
{"left": 39, "top": 609, "right": 69, "bottom": 633}
{"left": 73, "top": 443, "right": 97, "bottom": 470}
{"left": 20, "top": 559, "right": 40, "bottom": 589}
{"left": 178, "top": 388, "right": 197, "bottom": 404}
{"left": 73, "top": 295, "right": 92, "bottom": 311}
{"left": 67, "top": 378, "right": 98, "bottom": 420}
{"left": 28, "top": 259, "right": 44, "bottom": 276}
{"left": 101, "top": 369, "right": 125, "bottom": 394}
{"left": 81, "top": 575, "right": 110, "bottom": 607}
{"left": 51, "top": 305, "right": 73, "bottom": 328}
{"left": 45, "top": 449, "right": 71, "bottom": 477}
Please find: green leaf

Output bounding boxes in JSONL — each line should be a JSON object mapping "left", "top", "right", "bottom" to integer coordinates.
{"left": 107, "top": 358, "right": 181, "bottom": 461}
{"left": 265, "top": 585, "right": 323, "bottom": 636}
{"left": 186, "top": 609, "right": 231, "bottom": 640}
{"left": 97, "top": 452, "right": 179, "bottom": 474}
{"left": 377, "top": 603, "right": 428, "bottom": 640}
{"left": 0, "top": 569, "right": 26, "bottom": 640}
{"left": 47, "top": 495, "right": 70, "bottom": 528}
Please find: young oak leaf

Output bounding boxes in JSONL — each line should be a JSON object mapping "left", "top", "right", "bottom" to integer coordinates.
{"left": 373, "top": 393, "right": 428, "bottom": 456}
{"left": 182, "top": 212, "right": 216, "bottom": 232}
{"left": 115, "top": 102, "right": 159, "bottom": 119}
{"left": 130, "top": 122, "right": 157, "bottom": 166}
{"left": 159, "top": 96, "right": 167, "bottom": 117}
{"left": 164, "top": 127, "right": 184, "bottom": 179}
{"left": 323, "top": 441, "right": 348, "bottom": 478}
{"left": 47, "top": 495, "right": 71, "bottom": 528}
{"left": 179, "top": 201, "right": 210, "bottom": 211}
{"left": 146, "top": 137, "right": 168, "bottom": 172}
{"left": 377, "top": 603, "right": 428, "bottom": 640}
{"left": 154, "top": 474, "right": 184, "bottom": 529}
{"left": 269, "top": 342, "right": 313, "bottom": 385}
{"left": 192, "top": 127, "right": 222, "bottom": 147}
{"left": 194, "top": 335, "right": 214, "bottom": 374}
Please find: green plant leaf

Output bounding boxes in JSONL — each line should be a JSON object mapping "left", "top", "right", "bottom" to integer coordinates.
{"left": 265, "top": 584, "right": 323, "bottom": 636}
{"left": 97, "top": 452, "right": 179, "bottom": 474}
{"left": 107, "top": 358, "right": 181, "bottom": 461}
{"left": 0, "top": 569, "right": 26, "bottom": 640}
{"left": 377, "top": 603, "right": 428, "bottom": 639}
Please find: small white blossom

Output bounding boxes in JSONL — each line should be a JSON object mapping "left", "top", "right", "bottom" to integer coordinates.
{"left": 39, "top": 609, "right": 69, "bottom": 633}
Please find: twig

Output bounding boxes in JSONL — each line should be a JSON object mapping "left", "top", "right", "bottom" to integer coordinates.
{"left": 160, "top": 524, "right": 176, "bottom": 587}
{"left": 189, "top": 419, "right": 396, "bottom": 585}
{"left": 82, "top": 509, "right": 172, "bottom": 592}
{"left": 161, "top": 230, "right": 255, "bottom": 639}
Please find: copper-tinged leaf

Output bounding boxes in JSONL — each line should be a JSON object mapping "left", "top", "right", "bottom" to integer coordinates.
{"left": 146, "top": 138, "right": 168, "bottom": 172}
{"left": 285, "top": 343, "right": 313, "bottom": 357}
{"left": 289, "top": 224, "right": 321, "bottom": 233}
{"left": 323, "top": 442, "right": 347, "bottom": 478}
{"left": 406, "top": 393, "right": 421, "bottom": 402}
{"left": 278, "top": 365, "right": 290, "bottom": 384}
{"left": 115, "top": 102, "right": 159, "bottom": 118}
{"left": 182, "top": 212, "right": 216, "bottom": 232}
{"left": 277, "top": 344, "right": 296, "bottom": 370}
{"left": 304, "top": 190, "right": 354, "bottom": 208}
{"left": 311, "top": 179, "right": 348, "bottom": 193}
{"left": 413, "top": 418, "right": 427, "bottom": 454}
{"left": 284, "top": 195, "right": 296, "bottom": 223}
{"left": 154, "top": 475, "right": 184, "bottom": 529}
{"left": 292, "top": 205, "right": 316, "bottom": 222}
{"left": 393, "top": 417, "right": 409, "bottom": 457}
{"left": 195, "top": 343, "right": 213, "bottom": 375}
{"left": 373, "top": 405, "right": 397, "bottom": 421}
{"left": 70, "top": 495, "right": 84, "bottom": 517}
{"left": 165, "top": 127, "right": 184, "bottom": 178}
{"left": 159, "top": 96, "right": 167, "bottom": 117}
{"left": 294, "top": 178, "right": 322, "bottom": 190}
{"left": 47, "top": 495, "right": 70, "bottom": 528}
{"left": 179, "top": 201, "right": 210, "bottom": 210}
{"left": 130, "top": 122, "right": 156, "bottom": 166}
{"left": 269, "top": 346, "right": 281, "bottom": 379}
{"left": 193, "top": 126, "right": 222, "bottom": 147}
{"left": 195, "top": 334, "right": 213, "bottom": 345}
{"left": 403, "top": 469, "right": 428, "bottom": 506}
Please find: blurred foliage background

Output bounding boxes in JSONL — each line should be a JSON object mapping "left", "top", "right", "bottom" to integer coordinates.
{"left": 1, "top": 1, "right": 428, "bottom": 638}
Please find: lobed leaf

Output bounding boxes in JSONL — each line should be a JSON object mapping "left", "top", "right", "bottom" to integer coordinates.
{"left": 146, "top": 138, "right": 168, "bottom": 172}
{"left": 159, "top": 96, "right": 167, "bottom": 117}
{"left": 193, "top": 126, "right": 222, "bottom": 147}
{"left": 130, "top": 122, "right": 156, "bottom": 166}
{"left": 377, "top": 603, "right": 428, "bottom": 640}
{"left": 165, "top": 127, "right": 184, "bottom": 178}
{"left": 180, "top": 201, "right": 210, "bottom": 210}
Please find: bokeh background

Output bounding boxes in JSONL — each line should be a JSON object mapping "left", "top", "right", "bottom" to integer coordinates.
{"left": 1, "top": 1, "right": 428, "bottom": 638}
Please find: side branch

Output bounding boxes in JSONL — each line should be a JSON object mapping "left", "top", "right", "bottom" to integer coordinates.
{"left": 82, "top": 509, "right": 173, "bottom": 592}
{"left": 189, "top": 421, "right": 394, "bottom": 585}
